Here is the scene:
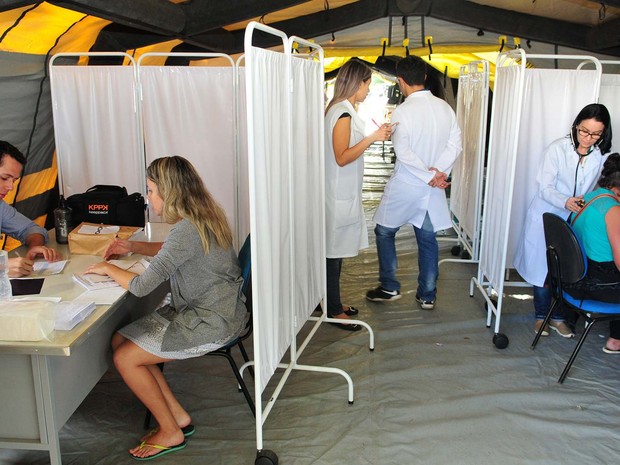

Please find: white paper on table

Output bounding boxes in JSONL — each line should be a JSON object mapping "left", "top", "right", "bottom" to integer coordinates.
{"left": 73, "top": 287, "right": 126, "bottom": 305}
{"left": 11, "top": 296, "right": 62, "bottom": 303}
{"left": 28, "top": 260, "right": 69, "bottom": 277}
{"left": 54, "top": 300, "right": 97, "bottom": 330}
{"left": 107, "top": 258, "right": 150, "bottom": 274}
{"left": 73, "top": 258, "right": 149, "bottom": 291}
{"left": 77, "top": 225, "right": 120, "bottom": 235}
{"left": 72, "top": 273, "right": 119, "bottom": 290}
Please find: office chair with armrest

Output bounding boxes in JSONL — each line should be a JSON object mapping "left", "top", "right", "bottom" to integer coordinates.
{"left": 531, "top": 213, "right": 620, "bottom": 383}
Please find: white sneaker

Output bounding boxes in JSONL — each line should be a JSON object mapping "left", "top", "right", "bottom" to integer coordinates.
{"left": 415, "top": 294, "right": 435, "bottom": 310}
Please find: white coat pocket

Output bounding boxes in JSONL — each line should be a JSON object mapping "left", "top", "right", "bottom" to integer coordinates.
{"left": 335, "top": 197, "right": 360, "bottom": 228}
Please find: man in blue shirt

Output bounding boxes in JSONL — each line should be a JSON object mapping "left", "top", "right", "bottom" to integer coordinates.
{"left": 0, "top": 141, "right": 59, "bottom": 276}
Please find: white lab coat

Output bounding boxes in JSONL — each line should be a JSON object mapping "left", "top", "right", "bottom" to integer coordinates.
{"left": 374, "top": 90, "right": 462, "bottom": 230}
{"left": 513, "top": 136, "right": 605, "bottom": 287}
{"left": 325, "top": 99, "right": 369, "bottom": 258}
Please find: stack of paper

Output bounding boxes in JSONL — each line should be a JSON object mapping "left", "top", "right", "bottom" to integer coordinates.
{"left": 73, "top": 287, "right": 126, "bottom": 305}
{"left": 73, "top": 258, "right": 150, "bottom": 291}
{"left": 54, "top": 300, "right": 96, "bottom": 331}
{"left": 72, "top": 273, "right": 118, "bottom": 290}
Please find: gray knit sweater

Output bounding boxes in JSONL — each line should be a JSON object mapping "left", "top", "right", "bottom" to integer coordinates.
{"left": 128, "top": 219, "right": 247, "bottom": 351}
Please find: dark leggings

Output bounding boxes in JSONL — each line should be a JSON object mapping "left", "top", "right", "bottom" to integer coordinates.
{"left": 568, "top": 260, "right": 620, "bottom": 338}
{"left": 326, "top": 258, "right": 343, "bottom": 317}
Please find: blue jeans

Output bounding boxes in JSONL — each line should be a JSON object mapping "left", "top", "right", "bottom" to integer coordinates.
{"left": 375, "top": 213, "right": 439, "bottom": 301}
{"left": 533, "top": 285, "right": 564, "bottom": 321}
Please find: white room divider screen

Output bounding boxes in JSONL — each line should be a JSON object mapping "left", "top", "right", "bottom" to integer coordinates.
{"left": 137, "top": 54, "right": 241, "bottom": 239}
{"left": 442, "top": 60, "right": 489, "bottom": 264}
{"left": 49, "top": 53, "right": 145, "bottom": 198}
{"left": 471, "top": 50, "right": 601, "bottom": 347}
{"left": 244, "top": 23, "right": 365, "bottom": 463}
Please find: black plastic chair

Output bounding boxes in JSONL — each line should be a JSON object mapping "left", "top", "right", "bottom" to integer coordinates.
{"left": 531, "top": 213, "right": 620, "bottom": 383}
{"left": 144, "top": 236, "right": 255, "bottom": 429}
{"left": 203, "top": 235, "right": 255, "bottom": 415}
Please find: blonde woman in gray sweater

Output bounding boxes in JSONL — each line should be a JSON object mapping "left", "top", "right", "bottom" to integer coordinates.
{"left": 85, "top": 156, "right": 247, "bottom": 460}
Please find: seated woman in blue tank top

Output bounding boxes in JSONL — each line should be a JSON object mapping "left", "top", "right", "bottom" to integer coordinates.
{"left": 570, "top": 153, "right": 620, "bottom": 353}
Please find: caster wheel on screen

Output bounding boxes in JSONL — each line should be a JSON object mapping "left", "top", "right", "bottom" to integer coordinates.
{"left": 256, "top": 449, "right": 278, "bottom": 465}
{"left": 451, "top": 245, "right": 461, "bottom": 256}
{"left": 493, "top": 333, "right": 509, "bottom": 349}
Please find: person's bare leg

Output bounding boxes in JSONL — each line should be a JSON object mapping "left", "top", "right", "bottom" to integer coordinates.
{"left": 113, "top": 332, "right": 191, "bottom": 440}
{"left": 113, "top": 340, "right": 184, "bottom": 459}
{"left": 111, "top": 332, "right": 126, "bottom": 351}
{"left": 146, "top": 365, "right": 192, "bottom": 428}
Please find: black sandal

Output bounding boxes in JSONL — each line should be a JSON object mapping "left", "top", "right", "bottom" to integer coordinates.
{"left": 343, "top": 306, "right": 359, "bottom": 316}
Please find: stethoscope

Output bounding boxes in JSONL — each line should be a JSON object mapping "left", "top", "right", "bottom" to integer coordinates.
{"left": 570, "top": 129, "right": 594, "bottom": 197}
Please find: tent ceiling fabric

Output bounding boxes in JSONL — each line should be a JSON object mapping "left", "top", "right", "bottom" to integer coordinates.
{"left": 2, "top": 1, "right": 620, "bottom": 57}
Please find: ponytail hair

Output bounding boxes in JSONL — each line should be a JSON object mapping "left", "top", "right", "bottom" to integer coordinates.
{"left": 325, "top": 59, "right": 371, "bottom": 114}
{"left": 598, "top": 153, "right": 620, "bottom": 190}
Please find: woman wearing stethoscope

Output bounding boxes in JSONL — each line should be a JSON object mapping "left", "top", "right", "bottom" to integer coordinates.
{"left": 513, "top": 103, "right": 612, "bottom": 338}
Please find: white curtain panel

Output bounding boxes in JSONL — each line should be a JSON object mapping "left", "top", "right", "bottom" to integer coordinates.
{"left": 290, "top": 56, "right": 324, "bottom": 334}
{"left": 236, "top": 69, "right": 251, "bottom": 247}
{"left": 451, "top": 68, "right": 487, "bottom": 245}
{"left": 139, "top": 67, "right": 237, "bottom": 229}
{"left": 478, "top": 65, "right": 522, "bottom": 290}
{"left": 479, "top": 66, "right": 598, "bottom": 289}
{"left": 506, "top": 69, "right": 598, "bottom": 265}
{"left": 599, "top": 73, "right": 620, "bottom": 154}
{"left": 246, "top": 47, "right": 294, "bottom": 393}
{"left": 50, "top": 66, "right": 143, "bottom": 197}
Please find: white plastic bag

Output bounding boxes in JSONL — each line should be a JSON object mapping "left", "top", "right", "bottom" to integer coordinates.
{"left": 0, "top": 301, "right": 55, "bottom": 341}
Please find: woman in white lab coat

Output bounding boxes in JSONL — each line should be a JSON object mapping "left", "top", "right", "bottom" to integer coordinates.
{"left": 513, "top": 103, "right": 612, "bottom": 337}
{"left": 324, "top": 60, "right": 392, "bottom": 331}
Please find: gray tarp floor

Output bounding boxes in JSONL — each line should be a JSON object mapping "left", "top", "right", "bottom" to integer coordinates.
{"left": 2, "top": 151, "right": 620, "bottom": 465}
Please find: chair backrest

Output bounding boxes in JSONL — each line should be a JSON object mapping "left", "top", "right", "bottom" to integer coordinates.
{"left": 238, "top": 235, "right": 251, "bottom": 290}
{"left": 542, "top": 213, "right": 587, "bottom": 285}
{"left": 237, "top": 235, "right": 252, "bottom": 339}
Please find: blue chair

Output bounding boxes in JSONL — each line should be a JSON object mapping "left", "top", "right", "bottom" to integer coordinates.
{"left": 531, "top": 213, "right": 620, "bottom": 383}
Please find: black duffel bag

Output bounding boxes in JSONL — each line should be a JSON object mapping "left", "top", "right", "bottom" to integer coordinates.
{"left": 66, "top": 185, "right": 146, "bottom": 227}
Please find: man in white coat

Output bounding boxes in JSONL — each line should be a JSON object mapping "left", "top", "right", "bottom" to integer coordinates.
{"left": 366, "top": 56, "right": 462, "bottom": 309}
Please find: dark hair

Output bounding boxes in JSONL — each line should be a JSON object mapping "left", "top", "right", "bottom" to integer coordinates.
{"left": 570, "top": 103, "right": 612, "bottom": 154}
{"left": 0, "top": 140, "right": 26, "bottom": 166}
{"left": 396, "top": 56, "right": 427, "bottom": 87}
{"left": 598, "top": 153, "right": 620, "bottom": 190}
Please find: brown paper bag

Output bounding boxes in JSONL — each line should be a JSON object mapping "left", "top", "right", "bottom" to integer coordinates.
{"left": 68, "top": 222, "right": 142, "bottom": 256}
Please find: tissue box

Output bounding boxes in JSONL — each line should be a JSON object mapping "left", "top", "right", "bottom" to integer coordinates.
{"left": 0, "top": 301, "right": 55, "bottom": 341}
